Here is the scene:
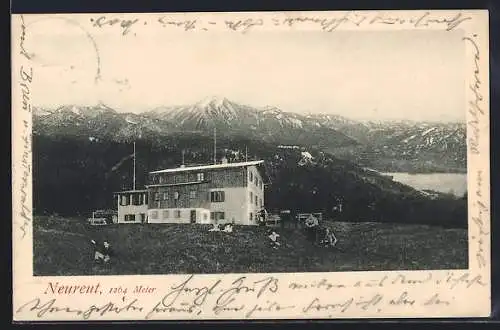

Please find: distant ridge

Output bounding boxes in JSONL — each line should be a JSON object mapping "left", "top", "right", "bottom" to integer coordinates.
{"left": 33, "top": 96, "right": 466, "bottom": 173}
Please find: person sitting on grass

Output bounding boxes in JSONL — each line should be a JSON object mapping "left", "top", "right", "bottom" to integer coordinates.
{"left": 320, "top": 228, "right": 338, "bottom": 248}
{"left": 268, "top": 230, "right": 281, "bottom": 249}
{"left": 91, "top": 240, "right": 106, "bottom": 264}
{"left": 222, "top": 223, "right": 233, "bottom": 233}
{"left": 208, "top": 223, "right": 220, "bottom": 232}
{"left": 103, "top": 241, "right": 114, "bottom": 262}
{"left": 91, "top": 239, "right": 113, "bottom": 264}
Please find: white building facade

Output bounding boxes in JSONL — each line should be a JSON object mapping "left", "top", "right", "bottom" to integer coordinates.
{"left": 145, "top": 160, "right": 268, "bottom": 225}
{"left": 114, "top": 189, "right": 148, "bottom": 224}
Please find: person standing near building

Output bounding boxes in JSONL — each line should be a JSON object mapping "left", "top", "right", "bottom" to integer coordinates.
{"left": 258, "top": 209, "right": 267, "bottom": 226}
{"left": 304, "top": 214, "right": 319, "bottom": 243}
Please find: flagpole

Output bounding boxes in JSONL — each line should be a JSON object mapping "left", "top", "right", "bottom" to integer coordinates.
{"left": 133, "top": 140, "right": 136, "bottom": 190}
{"left": 213, "top": 127, "right": 217, "bottom": 165}
{"left": 125, "top": 117, "right": 139, "bottom": 191}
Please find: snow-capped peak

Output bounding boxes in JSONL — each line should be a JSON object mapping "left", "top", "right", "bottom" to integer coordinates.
{"left": 71, "top": 105, "right": 81, "bottom": 115}
{"left": 196, "top": 95, "right": 228, "bottom": 108}
{"left": 261, "top": 105, "right": 283, "bottom": 115}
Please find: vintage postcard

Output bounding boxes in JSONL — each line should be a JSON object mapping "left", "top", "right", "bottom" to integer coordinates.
{"left": 12, "top": 10, "right": 490, "bottom": 321}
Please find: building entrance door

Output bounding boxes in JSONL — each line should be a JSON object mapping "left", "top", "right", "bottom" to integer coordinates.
{"left": 190, "top": 210, "right": 196, "bottom": 223}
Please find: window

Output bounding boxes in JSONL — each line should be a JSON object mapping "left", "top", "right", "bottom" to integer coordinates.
{"left": 132, "top": 194, "right": 142, "bottom": 205}
{"left": 120, "top": 195, "right": 128, "bottom": 206}
{"left": 260, "top": 197, "right": 263, "bottom": 208}
{"left": 249, "top": 191, "right": 253, "bottom": 202}
{"left": 190, "top": 190, "right": 197, "bottom": 199}
{"left": 203, "top": 213, "right": 208, "bottom": 221}
{"left": 197, "top": 173, "right": 205, "bottom": 181}
{"left": 210, "top": 212, "right": 225, "bottom": 222}
{"left": 210, "top": 191, "right": 225, "bottom": 202}
{"left": 150, "top": 211, "right": 158, "bottom": 220}
{"left": 124, "top": 214, "right": 135, "bottom": 222}
{"left": 255, "top": 195, "right": 258, "bottom": 206}
{"left": 255, "top": 213, "right": 259, "bottom": 221}
{"left": 249, "top": 212, "right": 253, "bottom": 222}
{"left": 174, "top": 192, "right": 179, "bottom": 200}
{"left": 162, "top": 210, "right": 169, "bottom": 219}
{"left": 159, "top": 176, "right": 164, "bottom": 184}
{"left": 154, "top": 192, "right": 160, "bottom": 201}
{"left": 174, "top": 210, "right": 181, "bottom": 218}
{"left": 162, "top": 192, "right": 169, "bottom": 200}
{"left": 249, "top": 171, "right": 253, "bottom": 182}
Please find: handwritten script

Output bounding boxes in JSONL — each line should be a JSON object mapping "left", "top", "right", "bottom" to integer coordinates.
{"left": 14, "top": 271, "right": 487, "bottom": 320}
{"left": 462, "top": 32, "right": 489, "bottom": 270}
{"left": 17, "top": 15, "right": 33, "bottom": 239}
{"left": 88, "top": 11, "right": 472, "bottom": 35}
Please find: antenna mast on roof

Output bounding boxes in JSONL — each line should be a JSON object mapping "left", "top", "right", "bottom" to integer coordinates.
{"left": 182, "top": 149, "right": 185, "bottom": 166}
{"left": 213, "top": 126, "right": 217, "bottom": 165}
{"left": 245, "top": 146, "right": 248, "bottom": 162}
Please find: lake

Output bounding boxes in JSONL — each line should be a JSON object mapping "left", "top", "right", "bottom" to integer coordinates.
{"left": 383, "top": 172, "right": 467, "bottom": 197}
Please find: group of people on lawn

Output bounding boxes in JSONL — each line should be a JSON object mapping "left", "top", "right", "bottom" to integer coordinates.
{"left": 205, "top": 210, "right": 337, "bottom": 250}
{"left": 90, "top": 212, "right": 337, "bottom": 264}
{"left": 208, "top": 221, "right": 235, "bottom": 233}
{"left": 206, "top": 218, "right": 282, "bottom": 249}
{"left": 304, "top": 214, "right": 338, "bottom": 248}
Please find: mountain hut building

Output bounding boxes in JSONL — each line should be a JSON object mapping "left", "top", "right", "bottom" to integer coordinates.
{"left": 114, "top": 160, "right": 269, "bottom": 225}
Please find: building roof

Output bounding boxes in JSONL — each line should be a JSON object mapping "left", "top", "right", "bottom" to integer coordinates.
{"left": 113, "top": 189, "right": 148, "bottom": 194}
{"left": 146, "top": 181, "right": 206, "bottom": 188}
{"left": 150, "top": 160, "right": 265, "bottom": 174}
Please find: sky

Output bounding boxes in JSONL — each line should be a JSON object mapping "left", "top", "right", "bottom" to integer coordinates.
{"left": 24, "top": 15, "right": 466, "bottom": 122}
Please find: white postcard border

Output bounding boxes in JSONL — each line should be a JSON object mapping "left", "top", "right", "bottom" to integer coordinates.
{"left": 11, "top": 10, "right": 491, "bottom": 321}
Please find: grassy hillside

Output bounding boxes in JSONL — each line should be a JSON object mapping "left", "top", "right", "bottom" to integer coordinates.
{"left": 33, "top": 216, "right": 468, "bottom": 276}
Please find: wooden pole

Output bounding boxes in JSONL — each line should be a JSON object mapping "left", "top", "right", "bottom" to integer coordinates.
{"left": 133, "top": 141, "right": 136, "bottom": 190}
{"left": 213, "top": 127, "right": 217, "bottom": 165}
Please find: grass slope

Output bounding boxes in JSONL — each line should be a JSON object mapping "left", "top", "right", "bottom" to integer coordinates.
{"left": 33, "top": 216, "right": 468, "bottom": 276}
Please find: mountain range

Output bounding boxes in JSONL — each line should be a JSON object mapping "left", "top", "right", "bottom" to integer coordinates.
{"left": 33, "top": 96, "right": 466, "bottom": 173}
{"left": 31, "top": 96, "right": 467, "bottom": 228}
